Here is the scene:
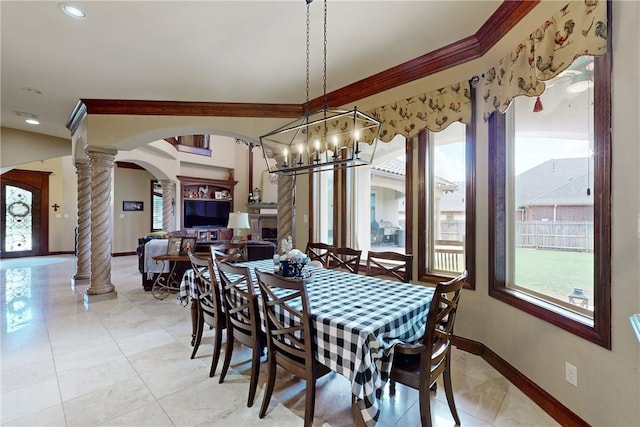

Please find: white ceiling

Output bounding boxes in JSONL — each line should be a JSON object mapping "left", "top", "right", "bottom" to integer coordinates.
{"left": 1, "top": 1, "right": 505, "bottom": 140}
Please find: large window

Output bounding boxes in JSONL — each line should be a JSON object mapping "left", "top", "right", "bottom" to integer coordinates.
{"left": 418, "top": 116, "right": 475, "bottom": 286}
{"left": 488, "top": 54, "right": 611, "bottom": 347}
{"left": 352, "top": 135, "right": 407, "bottom": 258}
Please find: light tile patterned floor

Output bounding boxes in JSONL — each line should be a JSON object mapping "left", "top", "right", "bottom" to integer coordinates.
{"left": 0, "top": 255, "right": 559, "bottom": 426}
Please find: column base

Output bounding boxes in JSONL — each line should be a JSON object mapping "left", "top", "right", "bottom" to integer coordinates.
{"left": 74, "top": 272, "right": 90, "bottom": 281}
{"left": 83, "top": 290, "right": 117, "bottom": 305}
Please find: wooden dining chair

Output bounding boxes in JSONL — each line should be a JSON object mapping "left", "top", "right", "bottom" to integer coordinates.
{"left": 255, "top": 270, "right": 332, "bottom": 427}
{"left": 389, "top": 270, "right": 468, "bottom": 427}
{"left": 305, "top": 242, "right": 332, "bottom": 267}
{"left": 210, "top": 242, "right": 247, "bottom": 263}
{"left": 187, "top": 252, "right": 226, "bottom": 378}
{"left": 215, "top": 260, "right": 266, "bottom": 407}
{"left": 366, "top": 251, "right": 414, "bottom": 282}
{"left": 327, "top": 247, "right": 362, "bottom": 274}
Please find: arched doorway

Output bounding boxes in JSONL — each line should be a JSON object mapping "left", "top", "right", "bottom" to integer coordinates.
{"left": 1, "top": 170, "right": 51, "bottom": 258}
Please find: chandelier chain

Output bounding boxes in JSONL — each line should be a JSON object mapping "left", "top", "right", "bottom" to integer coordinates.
{"left": 322, "top": 0, "right": 328, "bottom": 111}
{"left": 305, "top": 2, "right": 311, "bottom": 118}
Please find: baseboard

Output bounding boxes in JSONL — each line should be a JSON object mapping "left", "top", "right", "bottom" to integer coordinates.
{"left": 47, "top": 251, "right": 75, "bottom": 255}
{"left": 113, "top": 251, "right": 136, "bottom": 257}
{"left": 452, "top": 335, "right": 589, "bottom": 427}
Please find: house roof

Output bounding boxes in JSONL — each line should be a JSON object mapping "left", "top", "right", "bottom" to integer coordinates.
{"left": 516, "top": 158, "right": 594, "bottom": 207}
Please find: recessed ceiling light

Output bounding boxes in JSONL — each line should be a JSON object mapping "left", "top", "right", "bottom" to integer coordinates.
{"left": 22, "top": 87, "right": 43, "bottom": 95}
{"left": 13, "top": 110, "right": 40, "bottom": 125}
{"left": 58, "top": 3, "right": 86, "bottom": 19}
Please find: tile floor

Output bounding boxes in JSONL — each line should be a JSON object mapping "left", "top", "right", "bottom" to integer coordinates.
{"left": 0, "top": 255, "right": 560, "bottom": 426}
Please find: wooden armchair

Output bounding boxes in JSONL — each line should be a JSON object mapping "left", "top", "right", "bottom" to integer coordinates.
{"left": 389, "top": 270, "right": 468, "bottom": 426}
{"left": 327, "top": 247, "right": 362, "bottom": 274}
{"left": 187, "top": 252, "right": 225, "bottom": 377}
{"left": 366, "top": 251, "right": 413, "bottom": 282}
{"left": 305, "top": 242, "right": 332, "bottom": 267}
{"left": 215, "top": 260, "right": 266, "bottom": 407}
{"left": 210, "top": 242, "right": 248, "bottom": 263}
{"left": 255, "top": 270, "right": 332, "bottom": 427}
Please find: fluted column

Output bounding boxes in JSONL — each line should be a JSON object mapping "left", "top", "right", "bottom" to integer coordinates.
{"left": 160, "top": 179, "right": 176, "bottom": 232}
{"left": 73, "top": 158, "right": 91, "bottom": 282}
{"left": 85, "top": 146, "right": 117, "bottom": 300}
{"left": 277, "top": 175, "right": 295, "bottom": 247}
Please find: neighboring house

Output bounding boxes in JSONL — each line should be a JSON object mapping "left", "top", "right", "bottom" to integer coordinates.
{"left": 515, "top": 157, "right": 593, "bottom": 222}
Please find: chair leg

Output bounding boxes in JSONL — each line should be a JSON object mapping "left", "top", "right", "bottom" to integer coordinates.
{"left": 190, "top": 307, "right": 204, "bottom": 359}
{"left": 218, "top": 328, "right": 234, "bottom": 384}
{"left": 443, "top": 363, "right": 461, "bottom": 425}
{"left": 259, "top": 353, "right": 277, "bottom": 419}
{"left": 389, "top": 379, "right": 396, "bottom": 395}
{"left": 209, "top": 320, "right": 223, "bottom": 377}
{"left": 419, "top": 381, "right": 433, "bottom": 427}
{"left": 246, "top": 344, "right": 262, "bottom": 407}
{"left": 303, "top": 378, "right": 316, "bottom": 427}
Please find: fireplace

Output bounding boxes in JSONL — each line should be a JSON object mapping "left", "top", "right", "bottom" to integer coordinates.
{"left": 248, "top": 203, "right": 278, "bottom": 243}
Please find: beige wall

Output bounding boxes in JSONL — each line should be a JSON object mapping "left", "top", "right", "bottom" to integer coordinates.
{"left": 452, "top": 2, "right": 640, "bottom": 426}
{"left": 6, "top": 156, "right": 78, "bottom": 253}
{"left": 112, "top": 167, "right": 155, "bottom": 254}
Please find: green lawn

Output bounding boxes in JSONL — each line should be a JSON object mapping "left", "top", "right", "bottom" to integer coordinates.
{"left": 515, "top": 248, "right": 594, "bottom": 303}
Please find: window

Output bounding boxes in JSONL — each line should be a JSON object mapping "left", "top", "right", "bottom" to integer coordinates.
{"left": 311, "top": 170, "right": 334, "bottom": 245}
{"left": 151, "top": 181, "right": 163, "bottom": 231}
{"left": 428, "top": 122, "right": 466, "bottom": 275}
{"left": 418, "top": 117, "right": 476, "bottom": 286}
{"left": 351, "top": 135, "right": 407, "bottom": 258}
{"left": 488, "top": 54, "right": 611, "bottom": 347}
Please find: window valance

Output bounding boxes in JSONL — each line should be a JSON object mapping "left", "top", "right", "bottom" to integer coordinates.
{"left": 305, "top": 80, "right": 472, "bottom": 146}
{"left": 480, "top": 0, "right": 607, "bottom": 121}
{"left": 367, "top": 80, "right": 472, "bottom": 142}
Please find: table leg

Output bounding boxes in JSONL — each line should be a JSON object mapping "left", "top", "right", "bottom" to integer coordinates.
{"left": 190, "top": 299, "right": 198, "bottom": 346}
{"left": 151, "top": 260, "right": 170, "bottom": 300}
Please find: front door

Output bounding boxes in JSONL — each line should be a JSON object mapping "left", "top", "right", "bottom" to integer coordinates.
{"left": 1, "top": 170, "right": 50, "bottom": 258}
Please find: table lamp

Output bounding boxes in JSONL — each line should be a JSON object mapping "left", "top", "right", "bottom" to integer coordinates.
{"left": 227, "top": 211, "right": 250, "bottom": 241}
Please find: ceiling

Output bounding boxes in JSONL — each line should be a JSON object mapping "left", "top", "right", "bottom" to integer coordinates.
{"left": 1, "top": 1, "right": 509, "bottom": 141}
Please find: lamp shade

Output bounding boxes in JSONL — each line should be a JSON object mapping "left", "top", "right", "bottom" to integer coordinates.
{"left": 227, "top": 212, "right": 250, "bottom": 230}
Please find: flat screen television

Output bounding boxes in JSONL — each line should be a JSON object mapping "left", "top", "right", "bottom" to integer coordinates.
{"left": 183, "top": 199, "right": 231, "bottom": 228}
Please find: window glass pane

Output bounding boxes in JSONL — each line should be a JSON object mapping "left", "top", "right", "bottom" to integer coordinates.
{"left": 4, "top": 185, "right": 33, "bottom": 252}
{"left": 316, "top": 170, "right": 333, "bottom": 245}
{"left": 152, "top": 181, "right": 163, "bottom": 231}
{"left": 511, "top": 56, "right": 594, "bottom": 315}
{"left": 354, "top": 134, "right": 406, "bottom": 258}
{"left": 430, "top": 123, "right": 466, "bottom": 273}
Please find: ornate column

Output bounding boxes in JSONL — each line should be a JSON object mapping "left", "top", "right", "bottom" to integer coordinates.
{"left": 277, "top": 175, "right": 295, "bottom": 248}
{"left": 160, "top": 179, "right": 176, "bottom": 232}
{"left": 73, "top": 158, "right": 91, "bottom": 283}
{"left": 85, "top": 146, "right": 117, "bottom": 301}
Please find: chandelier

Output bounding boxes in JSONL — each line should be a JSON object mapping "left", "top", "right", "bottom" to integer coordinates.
{"left": 259, "top": 0, "right": 381, "bottom": 176}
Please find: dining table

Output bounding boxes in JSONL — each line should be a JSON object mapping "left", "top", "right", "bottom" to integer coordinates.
{"left": 179, "top": 258, "right": 434, "bottom": 426}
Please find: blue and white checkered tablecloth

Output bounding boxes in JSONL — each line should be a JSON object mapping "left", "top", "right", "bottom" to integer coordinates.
{"left": 179, "top": 258, "right": 434, "bottom": 426}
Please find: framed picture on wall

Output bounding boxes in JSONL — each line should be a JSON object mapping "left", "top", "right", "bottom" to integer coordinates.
{"left": 179, "top": 236, "right": 197, "bottom": 256}
{"left": 166, "top": 236, "right": 182, "bottom": 256}
{"left": 123, "top": 201, "right": 144, "bottom": 211}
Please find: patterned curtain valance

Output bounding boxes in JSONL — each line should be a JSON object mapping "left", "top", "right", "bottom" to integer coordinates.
{"left": 480, "top": 0, "right": 607, "bottom": 121}
{"left": 368, "top": 80, "right": 472, "bottom": 142}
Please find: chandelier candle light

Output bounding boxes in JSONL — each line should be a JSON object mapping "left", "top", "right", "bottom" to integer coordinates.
{"left": 259, "top": 0, "right": 381, "bottom": 175}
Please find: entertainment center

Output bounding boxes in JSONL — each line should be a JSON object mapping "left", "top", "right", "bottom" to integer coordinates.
{"left": 177, "top": 175, "right": 237, "bottom": 239}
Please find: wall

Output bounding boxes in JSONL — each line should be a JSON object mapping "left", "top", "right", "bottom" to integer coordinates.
{"left": 112, "top": 166, "right": 155, "bottom": 254}
{"left": 6, "top": 156, "right": 78, "bottom": 253}
{"left": 454, "top": 2, "right": 640, "bottom": 426}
